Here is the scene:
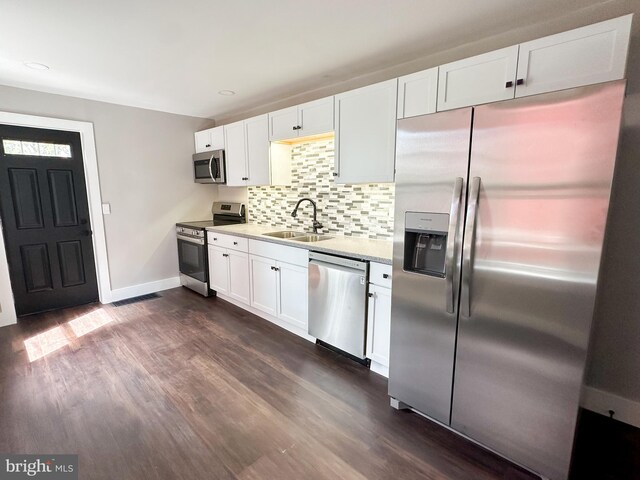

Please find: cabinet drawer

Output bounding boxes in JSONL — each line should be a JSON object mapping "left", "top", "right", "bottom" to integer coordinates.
{"left": 249, "top": 239, "right": 308, "bottom": 267}
{"left": 370, "top": 262, "right": 392, "bottom": 288}
{"left": 207, "top": 232, "right": 248, "bottom": 252}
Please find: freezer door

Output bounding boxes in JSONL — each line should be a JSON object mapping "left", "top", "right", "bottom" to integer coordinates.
{"left": 389, "top": 108, "right": 472, "bottom": 424}
{"left": 451, "top": 81, "right": 625, "bottom": 480}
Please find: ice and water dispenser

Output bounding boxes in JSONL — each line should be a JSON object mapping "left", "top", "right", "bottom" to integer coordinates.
{"left": 403, "top": 212, "right": 449, "bottom": 278}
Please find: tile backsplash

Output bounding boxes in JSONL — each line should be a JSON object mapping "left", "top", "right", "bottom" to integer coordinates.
{"left": 248, "top": 139, "right": 395, "bottom": 239}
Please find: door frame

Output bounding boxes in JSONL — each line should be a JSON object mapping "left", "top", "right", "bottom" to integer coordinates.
{"left": 0, "top": 111, "right": 112, "bottom": 325}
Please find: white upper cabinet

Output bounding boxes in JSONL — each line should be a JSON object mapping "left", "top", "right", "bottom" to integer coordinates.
{"left": 515, "top": 15, "right": 632, "bottom": 98}
{"left": 298, "top": 97, "right": 334, "bottom": 137}
{"left": 194, "top": 126, "right": 224, "bottom": 153}
{"left": 245, "top": 114, "right": 271, "bottom": 186}
{"left": 269, "top": 106, "right": 299, "bottom": 141}
{"left": 334, "top": 79, "right": 398, "bottom": 184}
{"left": 397, "top": 67, "right": 439, "bottom": 119}
{"left": 268, "top": 96, "right": 334, "bottom": 141}
{"left": 437, "top": 45, "right": 519, "bottom": 111}
{"left": 224, "top": 115, "right": 270, "bottom": 186}
{"left": 223, "top": 121, "right": 247, "bottom": 186}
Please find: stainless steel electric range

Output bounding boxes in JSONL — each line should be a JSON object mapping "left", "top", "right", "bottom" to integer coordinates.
{"left": 176, "top": 202, "right": 245, "bottom": 296}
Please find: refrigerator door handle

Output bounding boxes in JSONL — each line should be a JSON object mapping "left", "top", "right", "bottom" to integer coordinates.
{"left": 446, "top": 177, "right": 464, "bottom": 313}
{"left": 462, "top": 176, "right": 481, "bottom": 317}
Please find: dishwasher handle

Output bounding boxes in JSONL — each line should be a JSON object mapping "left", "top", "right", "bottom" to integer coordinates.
{"left": 309, "top": 258, "right": 367, "bottom": 277}
{"left": 309, "top": 251, "right": 368, "bottom": 272}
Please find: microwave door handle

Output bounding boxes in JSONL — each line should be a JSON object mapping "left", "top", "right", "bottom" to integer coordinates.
{"left": 209, "top": 153, "right": 218, "bottom": 182}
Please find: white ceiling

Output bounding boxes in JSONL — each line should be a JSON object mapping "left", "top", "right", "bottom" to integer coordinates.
{"left": 0, "top": 0, "right": 609, "bottom": 119}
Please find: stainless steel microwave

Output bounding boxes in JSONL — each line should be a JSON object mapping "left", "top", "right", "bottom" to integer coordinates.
{"left": 193, "top": 150, "right": 226, "bottom": 184}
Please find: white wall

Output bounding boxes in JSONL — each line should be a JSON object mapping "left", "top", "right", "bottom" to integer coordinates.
{"left": 0, "top": 87, "right": 216, "bottom": 322}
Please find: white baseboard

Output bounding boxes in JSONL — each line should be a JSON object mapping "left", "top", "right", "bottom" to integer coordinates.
{"left": 216, "top": 293, "right": 316, "bottom": 343}
{"left": 581, "top": 386, "right": 640, "bottom": 428}
{"left": 109, "top": 276, "right": 181, "bottom": 303}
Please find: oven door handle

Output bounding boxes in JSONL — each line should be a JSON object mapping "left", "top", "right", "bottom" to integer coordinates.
{"left": 178, "top": 235, "right": 205, "bottom": 246}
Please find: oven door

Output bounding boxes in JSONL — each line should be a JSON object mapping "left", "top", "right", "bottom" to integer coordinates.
{"left": 177, "top": 236, "right": 208, "bottom": 282}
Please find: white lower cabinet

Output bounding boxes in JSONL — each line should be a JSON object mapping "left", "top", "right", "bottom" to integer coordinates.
{"left": 227, "top": 250, "right": 250, "bottom": 304}
{"left": 207, "top": 244, "right": 249, "bottom": 304}
{"left": 208, "top": 245, "right": 229, "bottom": 295}
{"left": 249, "top": 252, "right": 308, "bottom": 333}
{"left": 249, "top": 255, "right": 278, "bottom": 316}
{"left": 367, "top": 262, "right": 392, "bottom": 377}
{"left": 277, "top": 262, "right": 308, "bottom": 331}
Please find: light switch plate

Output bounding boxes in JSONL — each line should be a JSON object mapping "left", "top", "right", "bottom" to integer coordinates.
{"left": 102, "top": 203, "right": 111, "bottom": 215}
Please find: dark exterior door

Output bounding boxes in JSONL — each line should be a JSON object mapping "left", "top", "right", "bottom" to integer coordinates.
{"left": 0, "top": 125, "right": 98, "bottom": 316}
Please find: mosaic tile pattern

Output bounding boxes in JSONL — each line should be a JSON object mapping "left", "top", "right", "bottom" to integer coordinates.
{"left": 248, "top": 139, "right": 395, "bottom": 239}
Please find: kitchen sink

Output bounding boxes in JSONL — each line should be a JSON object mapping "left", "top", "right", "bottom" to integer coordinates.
{"left": 291, "top": 234, "right": 334, "bottom": 242}
{"left": 262, "top": 230, "right": 306, "bottom": 239}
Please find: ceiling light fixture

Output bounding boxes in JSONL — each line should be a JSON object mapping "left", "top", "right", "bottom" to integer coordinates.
{"left": 24, "top": 62, "right": 50, "bottom": 71}
{"left": 218, "top": 90, "right": 236, "bottom": 96}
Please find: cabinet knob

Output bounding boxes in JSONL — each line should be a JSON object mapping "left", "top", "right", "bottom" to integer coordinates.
{"left": 292, "top": 126, "right": 297, "bottom": 131}
{"left": 505, "top": 81, "right": 514, "bottom": 88}
{"left": 205, "top": 143, "right": 211, "bottom": 147}
{"left": 368, "top": 292, "right": 374, "bottom": 298}
{"left": 242, "top": 176, "right": 248, "bottom": 181}
{"left": 382, "top": 273, "right": 389, "bottom": 279}
{"left": 222, "top": 253, "right": 229, "bottom": 257}
{"left": 233, "top": 241, "right": 238, "bottom": 245}
{"left": 213, "top": 237, "right": 218, "bottom": 241}
{"left": 332, "top": 172, "right": 338, "bottom": 177}
{"left": 516, "top": 78, "right": 524, "bottom": 86}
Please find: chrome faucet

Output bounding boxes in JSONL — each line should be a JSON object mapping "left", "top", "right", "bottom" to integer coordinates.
{"left": 291, "top": 198, "right": 323, "bottom": 233}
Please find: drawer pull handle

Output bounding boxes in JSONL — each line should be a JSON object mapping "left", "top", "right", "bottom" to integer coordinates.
{"left": 222, "top": 253, "right": 229, "bottom": 257}
{"left": 233, "top": 241, "right": 238, "bottom": 245}
{"left": 382, "top": 273, "right": 390, "bottom": 279}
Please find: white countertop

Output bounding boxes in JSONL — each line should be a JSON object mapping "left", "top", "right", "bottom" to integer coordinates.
{"left": 206, "top": 224, "right": 393, "bottom": 265}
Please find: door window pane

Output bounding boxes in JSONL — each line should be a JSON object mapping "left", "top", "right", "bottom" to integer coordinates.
{"left": 2, "top": 139, "right": 72, "bottom": 158}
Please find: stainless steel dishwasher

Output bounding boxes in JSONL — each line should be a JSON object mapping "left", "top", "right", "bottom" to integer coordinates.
{"left": 308, "top": 251, "right": 368, "bottom": 360}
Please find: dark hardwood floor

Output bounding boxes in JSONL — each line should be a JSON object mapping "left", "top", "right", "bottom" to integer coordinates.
{"left": 0, "top": 287, "right": 543, "bottom": 479}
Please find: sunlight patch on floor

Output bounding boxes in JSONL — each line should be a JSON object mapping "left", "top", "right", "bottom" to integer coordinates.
{"left": 68, "top": 309, "right": 113, "bottom": 337}
{"left": 24, "top": 326, "right": 70, "bottom": 362}
{"left": 24, "top": 309, "right": 115, "bottom": 362}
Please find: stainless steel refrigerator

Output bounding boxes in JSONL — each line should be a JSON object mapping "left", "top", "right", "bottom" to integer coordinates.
{"left": 389, "top": 80, "right": 625, "bottom": 480}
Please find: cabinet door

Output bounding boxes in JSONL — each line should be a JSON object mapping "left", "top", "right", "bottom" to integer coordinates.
{"left": 437, "top": 45, "right": 518, "bottom": 111}
{"left": 245, "top": 115, "right": 271, "bottom": 186}
{"left": 334, "top": 79, "right": 397, "bottom": 184}
{"left": 210, "top": 126, "right": 225, "bottom": 150}
{"left": 276, "top": 261, "right": 308, "bottom": 330}
{"left": 194, "top": 129, "right": 212, "bottom": 153}
{"left": 366, "top": 284, "right": 391, "bottom": 367}
{"left": 299, "top": 97, "right": 334, "bottom": 137}
{"left": 224, "top": 121, "right": 247, "bottom": 186}
{"left": 228, "top": 250, "right": 250, "bottom": 305}
{"left": 269, "top": 106, "right": 299, "bottom": 141}
{"left": 208, "top": 245, "right": 229, "bottom": 295}
{"left": 516, "top": 14, "right": 632, "bottom": 98}
{"left": 249, "top": 255, "right": 278, "bottom": 316}
{"left": 397, "top": 67, "right": 438, "bottom": 119}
